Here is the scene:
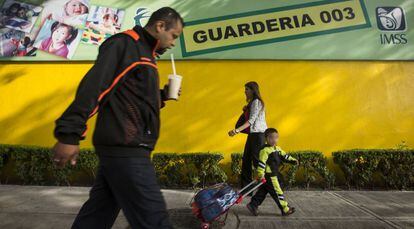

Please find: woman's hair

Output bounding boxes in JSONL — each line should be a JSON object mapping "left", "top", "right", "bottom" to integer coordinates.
{"left": 50, "top": 21, "right": 78, "bottom": 45}
{"left": 245, "top": 81, "right": 265, "bottom": 108}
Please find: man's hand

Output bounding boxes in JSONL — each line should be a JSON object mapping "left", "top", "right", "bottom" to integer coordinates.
{"left": 163, "top": 84, "right": 182, "bottom": 100}
{"left": 52, "top": 142, "right": 80, "bottom": 168}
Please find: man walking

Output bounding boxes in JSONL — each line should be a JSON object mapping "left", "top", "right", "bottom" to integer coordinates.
{"left": 52, "top": 7, "right": 184, "bottom": 229}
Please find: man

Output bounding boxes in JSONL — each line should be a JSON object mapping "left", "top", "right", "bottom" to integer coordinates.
{"left": 52, "top": 7, "right": 184, "bottom": 229}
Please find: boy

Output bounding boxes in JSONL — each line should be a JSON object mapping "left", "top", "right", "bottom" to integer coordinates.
{"left": 247, "top": 128, "right": 298, "bottom": 216}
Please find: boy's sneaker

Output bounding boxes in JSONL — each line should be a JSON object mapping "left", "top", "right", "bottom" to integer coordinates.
{"left": 282, "top": 207, "right": 296, "bottom": 216}
{"left": 246, "top": 203, "right": 259, "bottom": 216}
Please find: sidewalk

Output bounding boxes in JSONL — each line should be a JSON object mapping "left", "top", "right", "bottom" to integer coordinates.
{"left": 0, "top": 185, "right": 413, "bottom": 228}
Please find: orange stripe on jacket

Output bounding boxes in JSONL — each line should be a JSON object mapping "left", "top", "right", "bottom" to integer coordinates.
{"left": 123, "top": 29, "right": 140, "bottom": 41}
{"left": 82, "top": 29, "right": 149, "bottom": 138}
{"left": 81, "top": 61, "right": 158, "bottom": 137}
{"left": 141, "top": 57, "right": 152, "bottom": 62}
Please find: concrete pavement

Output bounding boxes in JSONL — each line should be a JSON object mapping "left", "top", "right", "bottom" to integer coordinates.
{"left": 0, "top": 185, "right": 413, "bottom": 228}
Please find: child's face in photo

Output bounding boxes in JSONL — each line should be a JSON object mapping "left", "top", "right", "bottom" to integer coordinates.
{"left": 17, "top": 8, "right": 26, "bottom": 18}
{"left": 66, "top": 0, "right": 87, "bottom": 16}
{"left": 52, "top": 26, "right": 71, "bottom": 44}
{"left": 266, "top": 132, "right": 279, "bottom": 146}
{"left": 103, "top": 14, "right": 115, "bottom": 27}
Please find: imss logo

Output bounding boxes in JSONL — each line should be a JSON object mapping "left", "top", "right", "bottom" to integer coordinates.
{"left": 376, "top": 7, "right": 406, "bottom": 31}
{"left": 376, "top": 7, "right": 407, "bottom": 45}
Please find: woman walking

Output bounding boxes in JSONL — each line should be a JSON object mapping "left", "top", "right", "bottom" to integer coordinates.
{"left": 229, "top": 81, "right": 267, "bottom": 189}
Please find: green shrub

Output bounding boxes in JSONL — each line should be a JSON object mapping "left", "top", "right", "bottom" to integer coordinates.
{"left": 152, "top": 153, "right": 185, "bottom": 187}
{"left": 333, "top": 149, "right": 414, "bottom": 190}
{"left": 0, "top": 148, "right": 5, "bottom": 184}
{"left": 152, "top": 152, "right": 227, "bottom": 188}
{"left": 1, "top": 143, "right": 412, "bottom": 190}
{"left": 0, "top": 145, "right": 228, "bottom": 188}
{"left": 231, "top": 150, "right": 334, "bottom": 189}
{"left": 75, "top": 149, "right": 99, "bottom": 179}
{"left": 333, "top": 150, "right": 383, "bottom": 189}
{"left": 230, "top": 153, "right": 243, "bottom": 179}
{"left": 182, "top": 153, "right": 227, "bottom": 187}
{"left": 288, "top": 151, "right": 334, "bottom": 189}
{"left": 0, "top": 145, "right": 66, "bottom": 185}
{"left": 377, "top": 150, "right": 414, "bottom": 189}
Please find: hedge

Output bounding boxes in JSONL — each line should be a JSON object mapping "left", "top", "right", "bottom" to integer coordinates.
{"left": 152, "top": 153, "right": 227, "bottom": 188}
{"left": 0, "top": 144, "right": 98, "bottom": 185}
{"left": 0, "top": 145, "right": 227, "bottom": 188}
{"left": 231, "top": 151, "right": 335, "bottom": 189}
{"left": 0, "top": 144, "right": 413, "bottom": 190}
{"left": 333, "top": 149, "right": 414, "bottom": 190}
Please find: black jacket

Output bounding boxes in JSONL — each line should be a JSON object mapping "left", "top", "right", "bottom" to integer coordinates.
{"left": 54, "top": 26, "right": 168, "bottom": 157}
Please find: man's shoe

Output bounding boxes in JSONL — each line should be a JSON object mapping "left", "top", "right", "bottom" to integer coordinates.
{"left": 246, "top": 203, "right": 259, "bottom": 216}
{"left": 282, "top": 207, "right": 295, "bottom": 216}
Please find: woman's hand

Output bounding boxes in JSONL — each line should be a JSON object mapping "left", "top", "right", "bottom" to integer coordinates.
{"left": 228, "top": 129, "right": 239, "bottom": 137}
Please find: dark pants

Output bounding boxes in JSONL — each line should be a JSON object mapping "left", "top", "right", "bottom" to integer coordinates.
{"left": 250, "top": 174, "right": 289, "bottom": 213}
{"left": 241, "top": 133, "right": 265, "bottom": 188}
{"left": 72, "top": 154, "right": 172, "bottom": 229}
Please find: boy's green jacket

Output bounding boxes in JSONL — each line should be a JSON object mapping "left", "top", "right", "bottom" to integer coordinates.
{"left": 257, "top": 145, "right": 298, "bottom": 177}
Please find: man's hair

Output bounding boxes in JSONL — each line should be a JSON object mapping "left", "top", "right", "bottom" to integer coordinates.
{"left": 146, "top": 7, "right": 184, "bottom": 30}
{"left": 265, "top": 128, "right": 278, "bottom": 137}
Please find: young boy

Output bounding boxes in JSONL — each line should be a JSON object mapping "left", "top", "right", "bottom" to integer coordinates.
{"left": 247, "top": 128, "right": 298, "bottom": 216}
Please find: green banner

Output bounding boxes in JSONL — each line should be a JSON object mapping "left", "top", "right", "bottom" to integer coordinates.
{"left": 0, "top": 0, "right": 412, "bottom": 61}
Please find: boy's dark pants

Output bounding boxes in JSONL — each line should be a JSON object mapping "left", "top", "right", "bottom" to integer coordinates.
{"left": 241, "top": 133, "right": 265, "bottom": 188}
{"left": 72, "top": 151, "right": 172, "bottom": 229}
{"left": 250, "top": 174, "right": 289, "bottom": 213}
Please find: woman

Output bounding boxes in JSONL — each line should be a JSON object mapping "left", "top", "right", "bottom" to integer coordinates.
{"left": 229, "top": 81, "right": 267, "bottom": 189}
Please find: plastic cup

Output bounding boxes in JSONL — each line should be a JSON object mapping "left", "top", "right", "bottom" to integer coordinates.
{"left": 167, "top": 74, "right": 182, "bottom": 100}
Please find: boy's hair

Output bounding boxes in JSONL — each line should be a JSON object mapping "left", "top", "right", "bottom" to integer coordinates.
{"left": 50, "top": 22, "right": 78, "bottom": 45}
{"left": 146, "top": 7, "right": 184, "bottom": 30}
{"left": 264, "top": 128, "right": 278, "bottom": 137}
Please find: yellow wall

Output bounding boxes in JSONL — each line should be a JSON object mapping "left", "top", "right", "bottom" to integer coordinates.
{"left": 0, "top": 61, "right": 413, "bottom": 161}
